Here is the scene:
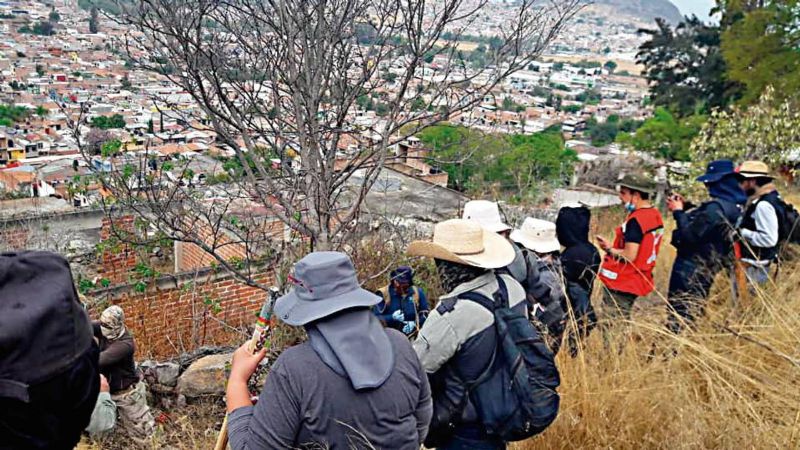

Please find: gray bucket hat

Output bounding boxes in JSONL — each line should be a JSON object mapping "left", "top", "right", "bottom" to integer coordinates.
{"left": 275, "top": 251, "right": 381, "bottom": 326}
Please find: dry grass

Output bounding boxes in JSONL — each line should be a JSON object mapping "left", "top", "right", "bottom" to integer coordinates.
{"left": 515, "top": 206, "right": 800, "bottom": 449}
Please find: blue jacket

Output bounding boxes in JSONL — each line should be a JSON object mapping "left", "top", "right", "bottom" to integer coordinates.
{"left": 373, "top": 285, "right": 429, "bottom": 333}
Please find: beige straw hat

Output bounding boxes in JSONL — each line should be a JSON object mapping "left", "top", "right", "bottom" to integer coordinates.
{"left": 736, "top": 161, "right": 774, "bottom": 179}
{"left": 510, "top": 218, "right": 561, "bottom": 254}
{"left": 407, "top": 219, "right": 515, "bottom": 269}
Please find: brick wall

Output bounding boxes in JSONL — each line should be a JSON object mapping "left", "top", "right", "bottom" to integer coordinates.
{"left": 175, "top": 241, "right": 247, "bottom": 273}
{"left": 174, "top": 218, "right": 287, "bottom": 272}
{"left": 99, "top": 215, "right": 139, "bottom": 284}
{"left": 0, "top": 226, "right": 30, "bottom": 250}
{"left": 93, "top": 270, "right": 275, "bottom": 359}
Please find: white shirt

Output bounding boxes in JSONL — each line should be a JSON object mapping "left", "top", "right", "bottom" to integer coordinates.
{"left": 741, "top": 200, "right": 779, "bottom": 264}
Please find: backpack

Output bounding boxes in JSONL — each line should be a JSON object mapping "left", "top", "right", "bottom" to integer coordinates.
{"left": 777, "top": 200, "right": 800, "bottom": 244}
{"left": 0, "top": 251, "right": 94, "bottom": 401}
{"left": 455, "top": 276, "right": 561, "bottom": 442}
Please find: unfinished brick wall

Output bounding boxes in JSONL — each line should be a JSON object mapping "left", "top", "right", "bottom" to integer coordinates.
{"left": 96, "top": 271, "right": 275, "bottom": 359}
{"left": 99, "top": 215, "right": 139, "bottom": 284}
{"left": 174, "top": 218, "right": 287, "bottom": 272}
{"left": 0, "top": 226, "right": 30, "bottom": 250}
{"left": 175, "top": 241, "right": 247, "bottom": 273}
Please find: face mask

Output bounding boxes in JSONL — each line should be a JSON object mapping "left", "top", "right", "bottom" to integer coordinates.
{"left": 746, "top": 188, "right": 756, "bottom": 197}
{"left": 625, "top": 202, "right": 636, "bottom": 212}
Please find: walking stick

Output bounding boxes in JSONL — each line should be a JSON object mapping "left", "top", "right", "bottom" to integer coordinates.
{"left": 214, "top": 287, "right": 279, "bottom": 450}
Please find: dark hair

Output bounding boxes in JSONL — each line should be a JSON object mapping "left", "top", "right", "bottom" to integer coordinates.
{"left": 755, "top": 177, "right": 772, "bottom": 187}
{"left": 434, "top": 259, "right": 488, "bottom": 293}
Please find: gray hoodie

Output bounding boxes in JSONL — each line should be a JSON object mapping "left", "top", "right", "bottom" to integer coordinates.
{"left": 228, "top": 309, "right": 432, "bottom": 450}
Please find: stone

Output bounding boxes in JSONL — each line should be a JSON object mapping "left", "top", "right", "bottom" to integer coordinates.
{"left": 176, "top": 394, "right": 187, "bottom": 408}
{"left": 155, "top": 362, "right": 180, "bottom": 387}
{"left": 176, "top": 352, "right": 232, "bottom": 398}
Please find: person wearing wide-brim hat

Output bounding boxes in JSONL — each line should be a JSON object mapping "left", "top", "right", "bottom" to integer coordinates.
{"left": 664, "top": 160, "right": 745, "bottom": 334}
{"left": 734, "top": 160, "right": 785, "bottom": 286}
{"left": 510, "top": 218, "right": 569, "bottom": 354}
{"left": 596, "top": 171, "right": 665, "bottom": 325}
{"left": 406, "top": 219, "right": 527, "bottom": 449}
{"left": 461, "top": 200, "right": 530, "bottom": 287}
{"left": 226, "top": 251, "right": 433, "bottom": 450}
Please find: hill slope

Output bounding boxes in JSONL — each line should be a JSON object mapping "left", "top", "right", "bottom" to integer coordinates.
{"left": 594, "top": 0, "right": 683, "bottom": 24}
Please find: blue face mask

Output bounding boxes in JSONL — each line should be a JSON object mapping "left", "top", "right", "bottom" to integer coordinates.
{"left": 624, "top": 202, "right": 636, "bottom": 212}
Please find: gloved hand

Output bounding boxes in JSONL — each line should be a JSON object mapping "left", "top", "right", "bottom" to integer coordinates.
{"left": 402, "top": 321, "right": 416, "bottom": 335}
{"left": 391, "top": 310, "right": 405, "bottom": 323}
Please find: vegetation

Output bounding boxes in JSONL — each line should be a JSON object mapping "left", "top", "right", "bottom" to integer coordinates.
{"left": 417, "top": 124, "right": 576, "bottom": 201}
{"left": 637, "top": 17, "right": 740, "bottom": 117}
{"left": 91, "top": 114, "right": 126, "bottom": 130}
{"left": 721, "top": 1, "right": 800, "bottom": 103}
{"left": 617, "top": 108, "right": 704, "bottom": 161}
{"left": 19, "top": 21, "right": 55, "bottom": 36}
{"left": 692, "top": 86, "right": 800, "bottom": 168}
{"left": 89, "top": 6, "right": 99, "bottom": 33}
{"left": 0, "top": 105, "right": 31, "bottom": 127}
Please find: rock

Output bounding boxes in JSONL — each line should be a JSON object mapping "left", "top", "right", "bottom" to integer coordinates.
{"left": 155, "top": 362, "right": 180, "bottom": 387}
{"left": 176, "top": 394, "right": 187, "bottom": 408}
{"left": 176, "top": 352, "right": 232, "bottom": 398}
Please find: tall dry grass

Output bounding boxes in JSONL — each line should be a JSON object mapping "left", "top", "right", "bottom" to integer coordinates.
{"left": 517, "top": 206, "right": 800, "bottom": 449}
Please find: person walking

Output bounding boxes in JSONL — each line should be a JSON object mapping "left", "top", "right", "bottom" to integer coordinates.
{"left": 0, "top": 251, "right": 100, "bottom": 450}
{"left": 735, "top": 161, "right": 784, "bottom": 286}
{"left": 226, "top": 251, "right": 432, "bottom": 450}
{"left": 462, "top": 200, "right": 527, "bottom": 284}
{"left": 556, "top": 203, "right": 601, "bottom": 355}
{"left": 93, "top": 306, "right": 155, "bottom": 445}
{"left": 373, "top": 265, "right": 430, "bottom": 337}
{"left": 597, "top": 173, "right": 664, "bottom": 323}
{"left": 510, "top": 217, "right": 568, "bottom": 354}
{"left": 407, "top": 219, "right": 559, "bottom": 450}
{"left": 665, "top": 160, "right": 745, "bottom": 333}
{"left": 463, "top": 201, "right": 555, "bottom": 326}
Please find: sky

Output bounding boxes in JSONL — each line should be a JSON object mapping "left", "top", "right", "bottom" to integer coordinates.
{"left": 671, "top": 0, "right": 716, "bottom": 21}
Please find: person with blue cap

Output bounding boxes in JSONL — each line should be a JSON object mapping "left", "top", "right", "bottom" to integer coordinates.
{"left": 665, "top": 159, "right": 746, "bottom": 333}
{"left": 373, "top": 265, "right": 430, "bottom": 337}
{"left": 225, "top": 251, "right": 432, "bottom": 449}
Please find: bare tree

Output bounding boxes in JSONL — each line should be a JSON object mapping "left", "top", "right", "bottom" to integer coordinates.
{"left": 73, "top": 0, "right": 583, "bottom": 288}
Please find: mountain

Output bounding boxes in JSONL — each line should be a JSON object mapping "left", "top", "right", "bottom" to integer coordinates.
{"left": 593, "top": 0, "right": 683, "bottom": 24}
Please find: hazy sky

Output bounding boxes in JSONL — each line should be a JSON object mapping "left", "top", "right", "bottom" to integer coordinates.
{"left": 671, "top": 0, "right": 716, "bottom": 21}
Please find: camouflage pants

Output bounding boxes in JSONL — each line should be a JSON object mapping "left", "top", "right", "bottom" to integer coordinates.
{"left": 112, "top": 381, "right": 155, "bottom": 445}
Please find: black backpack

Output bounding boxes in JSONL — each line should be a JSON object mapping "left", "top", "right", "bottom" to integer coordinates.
{"left": 456, "top": 276, "right": 561, "bottom": 442}
{"left": 777, "top": 199, "right": 800, "bottom": 244}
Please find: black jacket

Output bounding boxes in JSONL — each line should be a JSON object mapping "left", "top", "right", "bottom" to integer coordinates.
{"left": 93, "top": 324, "right": 140, "bottom": 393}
{"left": 556, "top": 206, "right": 600, "bottom": 295}
{"left": 671, "top": 199, "right": 741, "bottom": 267}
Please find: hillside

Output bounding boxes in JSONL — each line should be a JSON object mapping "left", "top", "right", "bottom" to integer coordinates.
{"left": 594, "top": 0, "right": 683, "bottom": 24}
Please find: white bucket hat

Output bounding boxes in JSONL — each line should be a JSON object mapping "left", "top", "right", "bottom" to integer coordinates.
{"left": 462, "top": 200, "right": 511, "bottom": 233}
{"left": 510, "top": 218, "right": 561, "bottom": 254}
{"left": 407, "top": 219, "right": 515, "bottom": 269}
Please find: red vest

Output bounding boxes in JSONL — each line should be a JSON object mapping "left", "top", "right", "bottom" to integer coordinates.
{"left": 599, "top": 207, "right": 664, "bottom": 297}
